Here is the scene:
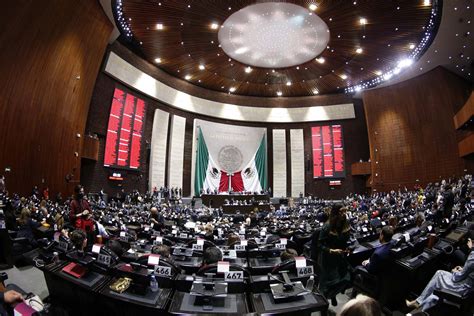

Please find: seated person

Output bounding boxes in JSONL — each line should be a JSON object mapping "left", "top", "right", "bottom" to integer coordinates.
{"left": 198, "top": 247, "right": 222, "bottom": 274}
{"left": 361, "top": 226, "right": 394, "bottom": 274}
{"left": 339, "top": 294, "right": 381, "bottom": 316}
{"left": 0, "top": 289, "right": 24, "bottom": 316}
{"left": 280, "top": 248, "right": 298, "bottom": 262}
{"left": 151, "top": 244, "right": 171, "bottom": 258}
{"left": 106, "top": 239, "right": 124, "bottom": 257}
{"left": 226, "top": 233, "right": 241, "bottom": 247}
{"left": 69, "top": 229, "right": 87, "bottom": 252}
{"left": 16, "top": 207, "right": 43, "bottom": 248}
{"left": 406, "top": 238, "right": 473, "bottom": 311}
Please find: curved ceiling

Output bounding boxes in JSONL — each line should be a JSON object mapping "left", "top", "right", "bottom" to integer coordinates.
{"left": 113, "top": 0, "right": 438, "bottom": 97}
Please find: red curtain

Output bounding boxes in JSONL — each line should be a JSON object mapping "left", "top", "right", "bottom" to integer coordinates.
{"left": 218, "top": 171, "right": 244, "bottom": 192}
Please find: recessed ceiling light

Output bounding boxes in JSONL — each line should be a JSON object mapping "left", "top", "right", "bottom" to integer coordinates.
{"left": 199, "top": 64, "right": 205, "bottom": 70}
{"left": 309, "top": 4, "right": 318, "bottom": 11}
{"left": 423, "top": 0, "right": 431, "bottom": 6}
{"left": 409, "top": 43, "right": 416, "bottom": 49}
{"left": 356, "top": 47, "right": 363, "bottom": 54}
{"left": 185, "top": 75, "right": 192, "bottom": 80}
{"left": 277, "top": 91, "right": 283, "bottom": 96}
{"left": 229, "top": 87, "right": 236, "bottom": 92}
{"left": 286, "top": 81, "right": 292, "bottom": 86}
{"left": 312, "top": 89, "right": 319, "bottom": 94}
{"left": 316, "top": 57, "right": 325, "bottom": 64}
{"left": 154, "top": 58, "right": 162, "bottom": 63}
{"left": 340, "top": 74, "right": 348, "bottom": 80}
{"left": 375, "top": 70, "right": 382, "bottom": 76}
{"left": 156, "top": 23, "right": 164, "bottom": 30}
{"left": 359, "top": 17, "right": 367, "bottom": 25}
{"left": 210, "top": 23, "right": 219, "bottom": 30}
{"left": 245, "top": 66, "right": 253, "bottom": 73}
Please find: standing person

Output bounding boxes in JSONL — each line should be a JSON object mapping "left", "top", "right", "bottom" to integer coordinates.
{"left": 0, "top": 175, "right": 5, "bottom": 194}
{"left": 69, "top": 185, "right": 91, "bottom": 227}
{"left": 318, "top": 204, "right": 351, "bottom": 306}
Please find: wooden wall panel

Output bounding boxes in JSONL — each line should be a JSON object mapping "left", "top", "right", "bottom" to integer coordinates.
{"left": 0, "top": 1, "right": 112, "bottom": 197}
{"left": 453, "top": 91, "right": 474, "bottom": 129}
{"left": 363, "top": 67, "right": 472, "bottom": 191}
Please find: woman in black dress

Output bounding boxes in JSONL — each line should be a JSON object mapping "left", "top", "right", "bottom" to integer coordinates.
{"left": 318, "top": 204, "right": 351, "bottom": 306}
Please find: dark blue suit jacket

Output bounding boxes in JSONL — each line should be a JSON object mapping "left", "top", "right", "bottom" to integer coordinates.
{"left": 366, "top": 242, "right": 393, "bottom": 275}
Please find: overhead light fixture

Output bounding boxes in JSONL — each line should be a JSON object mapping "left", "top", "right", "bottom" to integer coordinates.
{"left": 423, "top": 0, "right": 431, "bottom": 6}
{"left": 229, "top": 87, "right": 236, "bottom": 92}
{"left": 359, "top": 17, "right": 367, "bottom": 25}
{"left": 375, "top": 70, "right": 382, "bottom": 76}
{"left": 154, "top": 58, "right": 162, "bottom": 63}
{"left": 409, "top": 43, "right": 416, "bottom": 49}
{"left": 316, "top": 57, "right": 325, "bottom": 64}
{"left": 156, "top": 23, "right": 164, "bottom": 30}
{"left": 276, "top": 91, "right": 283, "bottom": 96}
{"left": 286, "top": 81, "right": 292, "bottom": 86}
{"left": 398, "top": 58, "right": 413, "bottom": 68}
{"left": 199, "top": 64, "right": 205, "bottom": 70}
{"left": 340, "top": 74, "right": 348, "bottom": 80}
{"left": 210, "top": 23, "right": 219, "bottom": 30}
{"left": 356, "top": 47, "right": 363, "bottom": 54}
{"left": 309, "top": 3, "right": 318, "bottom": 11}
{"left": 245, "top": 66, "right": 253, "bottom": 73}
{"left": 312, "top": 89, "right": 319, "bottom": 94}
{"left": 185, "top": 75, "right": 192, "bottom": 80}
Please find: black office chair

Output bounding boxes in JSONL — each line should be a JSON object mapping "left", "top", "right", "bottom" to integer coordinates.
{"left": 433, "top": 288, "right": 474, "bottom": 315}
{"left": 271, "top": 257, "right": 317, "bottom": 276}
{"left": 2, "top": 230, "right": 37, "bottom": 267}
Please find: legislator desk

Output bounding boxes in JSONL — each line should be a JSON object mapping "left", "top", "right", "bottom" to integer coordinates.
{"left": 201, "top": 194, "right": 270, "bottom": 208}
{"left": 250, "top": 291, "right": 328, "bottom": 316}
{"left": 42, "top": 260, "right": 111, "bottom": 316}
{"left": 168, "top": 291, "right": 250, "bottom": 315}
{"left": 99, "top": 280, "right": 172, "bottom": 316}
{"left": 248, "top": 257, "right": 282, "bottom": 275}
{"left": 222, "top": 204, "right": 272, "bottom": 214}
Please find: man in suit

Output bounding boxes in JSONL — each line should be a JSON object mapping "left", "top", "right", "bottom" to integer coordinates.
{"left": 407, "top": 238, "right": 473, "bottom": 311}
{"left": 362, "top": 226, "right": 394, "bottom": 274}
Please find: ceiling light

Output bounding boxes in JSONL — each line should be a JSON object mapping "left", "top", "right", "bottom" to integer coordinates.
{"left": 375, "top": 70, "right": 382, "bottom": 76}
{"left": 199, "top": 64, "right": 205, "bottom": 70}
{"left": 210, "top": 23, "right": 219, "bottom": 30}
{"left": 229, "top": 87, "right": 236, "bottom": 92}
{"left": 423, "top": 0, "right": 431, "bottom": 6}
{"left": 156, "top": 23, "right": 164, "bottom": 30}
{"left": 245, "top": 66, "right": 253, "bottom": 73}
{"left": 154, "top": 58, "right": 162, "bottom": 63}
{"left": 286, "top": 81, "right": 292, "bottom": 86}
{"left": 356, "top": 47, "right": 363, "bottom": 54}
{"left": 359, "top": 18, "right": 367, "bottom": 25}
{"left": 340, "top": 74, "right": 348, "bottom": 80}
{"left": 309, "top": 4, "right": 318, "bottom": 11}
{"left": 409, "top": 43, "right": 416, "bottom": 50}
{"left": 185, "top": 75, "right": 192, "bottom": 80}
{"left": 312, "top": 89, "right": 319, "bottom": 94}
{"left": 383, "top": 73, "right": 393, "bottom": 80}
{"left": 316, "top": 57, "right": 325, "bottom": 64}
{"left": 277, "top": 91, "right": 283, "bottom": 96}
{"left": 398, "top": 58, "right": 413, "bottom": 68}
{"left": 393, "top": 68, "right": 401, "bottom": 74}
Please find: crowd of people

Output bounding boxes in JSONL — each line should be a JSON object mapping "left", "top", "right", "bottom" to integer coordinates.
{"left": 0, "top": 174, "right": 473, "bottom": 315}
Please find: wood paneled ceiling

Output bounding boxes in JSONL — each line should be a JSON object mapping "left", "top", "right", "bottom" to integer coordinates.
{"left": 116, "top": 0, "right": 439, "bottom": 97}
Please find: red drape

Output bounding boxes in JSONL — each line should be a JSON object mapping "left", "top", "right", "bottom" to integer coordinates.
{"left": 218, "top": 171, "right": 244, "bottom": 192}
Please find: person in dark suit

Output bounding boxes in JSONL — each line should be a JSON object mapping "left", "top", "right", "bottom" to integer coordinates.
{"left": 362, "top": 226, "right": 394, "bottom": 274}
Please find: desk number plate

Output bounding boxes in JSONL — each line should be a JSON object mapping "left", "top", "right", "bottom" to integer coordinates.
{"left": 155, "top": 265, "right": 172, "bottom": 277}
{"left": 180, "top": 233, "right": 188, "bottom": 238}
{"left": 297, "top": 266, "right": 314, "bottom": 277}
{"left": 192, "top": 244, "right": 203, "bottom": 251}
{"left": 225, "top": 271, "right": 243, "bottom": 281}
{"left": 275, "top": 243, "right": 286, "bottom": 250}
{"left": 97, "top": 254, "right": 111, "bottom": 266}
{"left": 235, "top": 244, "right": 246, "bottom": 251}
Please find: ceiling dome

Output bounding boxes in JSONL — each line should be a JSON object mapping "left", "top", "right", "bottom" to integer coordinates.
{"left": 114, "top": 0, "right": 440, "bottom": 97}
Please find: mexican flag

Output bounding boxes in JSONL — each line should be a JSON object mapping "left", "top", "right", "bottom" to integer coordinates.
{"left": 194, "top": 127, "right": 267, "bottom": 194}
